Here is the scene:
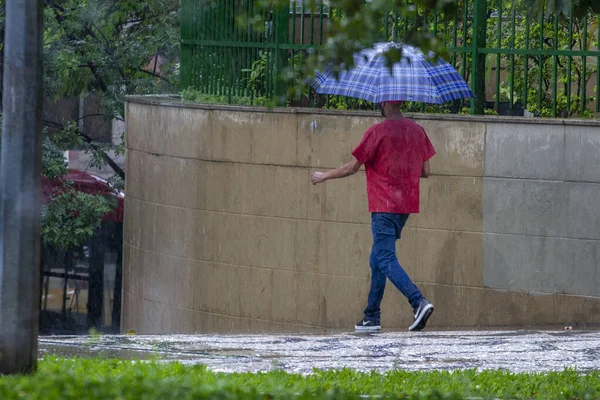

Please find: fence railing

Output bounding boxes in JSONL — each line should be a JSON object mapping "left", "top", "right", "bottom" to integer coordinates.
{"left": 484, "top": 0, "right": 599, "bottom": 117}
{"left": 180, "top": 0, "right": 600, "bottom": 117}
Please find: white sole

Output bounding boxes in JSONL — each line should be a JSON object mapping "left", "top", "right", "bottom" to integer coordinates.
{"left": 408, "top": 304, "right": 434, "bottom": 331}
{"left": 354, "top": 326, "right": 381, "bottom": 331}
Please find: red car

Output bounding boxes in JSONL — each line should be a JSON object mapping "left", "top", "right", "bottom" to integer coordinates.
{"left": 41, "top": 169, "right": 124, "bottom": 222}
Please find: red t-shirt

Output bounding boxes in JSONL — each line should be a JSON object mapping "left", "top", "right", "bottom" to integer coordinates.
{"left": 351, "top": 119, "right": 435, "bottom": 214}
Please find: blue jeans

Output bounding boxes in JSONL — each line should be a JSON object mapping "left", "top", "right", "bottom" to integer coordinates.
{"left": 364, "top": 213, "right": 423, "bottom": 321}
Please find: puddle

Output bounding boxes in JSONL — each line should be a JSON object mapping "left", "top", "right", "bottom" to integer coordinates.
{"left": 39, "top": 330, "right": 600, "bottom": 374}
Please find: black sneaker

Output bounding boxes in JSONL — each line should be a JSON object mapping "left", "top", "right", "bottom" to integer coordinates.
{"left": 408, "top": 298, "right": 434, "bottom": 331}
{"left": 354, "top": 317, "right": 381, "bottom": 332}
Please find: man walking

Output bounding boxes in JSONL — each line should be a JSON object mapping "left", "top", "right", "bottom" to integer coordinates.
{"left": 310, "top": 101, "right": 435, "bottom": 332}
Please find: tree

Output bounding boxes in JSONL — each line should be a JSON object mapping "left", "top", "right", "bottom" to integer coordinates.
{"left": 1, "top": 0, "right": 179, "bottom": 249}
{"left": 43, "top": 0, "right": 179, "bottom": 178}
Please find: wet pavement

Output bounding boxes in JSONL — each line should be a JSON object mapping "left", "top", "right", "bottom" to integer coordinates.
{"left": 39, "top": 330, "right": 600, "bottom": 374}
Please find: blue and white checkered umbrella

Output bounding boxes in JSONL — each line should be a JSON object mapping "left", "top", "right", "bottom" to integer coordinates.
{"left": 311, "top": 42, "right": 474, "bottom": 104}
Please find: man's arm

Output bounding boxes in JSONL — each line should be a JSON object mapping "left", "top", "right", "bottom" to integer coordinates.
{"left": 311, "top": 158, "right": 362, "bottom": 185}
{"left": 421, "top": 160, "right": 431, "bottom": 178}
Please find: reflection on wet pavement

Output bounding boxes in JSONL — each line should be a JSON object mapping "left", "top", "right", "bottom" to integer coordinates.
{"left": 39, "top": 330, "right": 600, "bottom": 373}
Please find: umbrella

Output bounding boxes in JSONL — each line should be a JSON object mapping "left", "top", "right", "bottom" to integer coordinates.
{"left": 310, "top": 42, "right": 475, "bottom": 104}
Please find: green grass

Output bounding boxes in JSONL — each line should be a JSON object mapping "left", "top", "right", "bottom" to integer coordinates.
{"left": 0, "top": 357, "right": 599, "bottom": 399}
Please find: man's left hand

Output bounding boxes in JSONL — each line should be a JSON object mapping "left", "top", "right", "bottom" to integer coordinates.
{"left": 311, "top": 172, "right": 326, "bottom": 185}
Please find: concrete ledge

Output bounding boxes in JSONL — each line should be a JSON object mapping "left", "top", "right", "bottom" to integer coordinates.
{"left": 126, "top": 95, "right": 600, "bottom": 127}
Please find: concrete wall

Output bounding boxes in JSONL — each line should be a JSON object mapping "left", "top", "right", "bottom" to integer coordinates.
{"left": 123, "top": 97, "right": 600, "bottom": 334}
{"left": 44, "top": 95, "right": 113, "bottom": 143}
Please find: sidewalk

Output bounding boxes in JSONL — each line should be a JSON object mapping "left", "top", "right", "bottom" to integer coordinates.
{"left": 39, "top": 330, "right": 600, "bottom": 373}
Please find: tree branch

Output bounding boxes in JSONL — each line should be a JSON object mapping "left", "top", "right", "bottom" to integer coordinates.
{"left": 43, "top": 119, "right": 125, "bottom": 180}
{"left": 77, "top": 113, "right": 124, "bottom": 122}
{"left": 62, "top": 18, "right": 129, "bottom": 83}
{"left": 46, "top": 0, "right": 128, "bottom": 89}
{"left": 140, "top": 49, "right": 169, "bottom": 68}
{"left": 136, "top": 68, "right": 172, "bottom": 84}
{"left": 87, "top": 22, "right": 128, "bottom": 81}
{"left": 45, "top": 0, "right": 110, "bottom": 92}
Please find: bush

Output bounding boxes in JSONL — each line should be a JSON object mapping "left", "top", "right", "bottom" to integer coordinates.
{"left": 181, "top": 87, "right": 269, "bottom": 107}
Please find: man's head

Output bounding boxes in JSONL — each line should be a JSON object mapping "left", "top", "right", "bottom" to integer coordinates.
{"left": 378, "top": 101, "right": 404, "bottom": 118}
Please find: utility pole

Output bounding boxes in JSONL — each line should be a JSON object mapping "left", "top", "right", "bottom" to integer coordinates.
{"left": 0, "top": 0, "right": 44, "bottom": 374}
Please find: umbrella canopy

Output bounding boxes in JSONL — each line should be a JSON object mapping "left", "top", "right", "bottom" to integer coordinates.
{"left": 311, "top": 42, "right": 475, "bottom": 104}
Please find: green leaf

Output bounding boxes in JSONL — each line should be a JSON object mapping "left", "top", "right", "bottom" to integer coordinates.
{"left": 42, "top": 189, "right": 115, "bottom": 249}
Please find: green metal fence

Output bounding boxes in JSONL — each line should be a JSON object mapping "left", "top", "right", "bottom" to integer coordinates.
{"left": 180, "top": 0, "right": 600, "bottom": 117}
{"left": 180, "top": 0, "right": 331, "bottom": 105}
{"left": 484, "top": 0, "right": 600, "bottom": 117}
